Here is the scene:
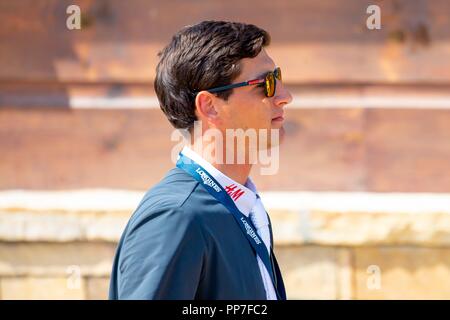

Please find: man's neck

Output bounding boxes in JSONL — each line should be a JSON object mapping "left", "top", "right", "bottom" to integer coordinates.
{"left": 188, "top": 142, "right": 252, "bottom": 186}
{"left": 214, "top": 162, "right": 252, "bottom": 186}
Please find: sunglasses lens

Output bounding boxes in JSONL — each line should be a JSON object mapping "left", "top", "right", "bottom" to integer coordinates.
{"left": 265, "top": 72, "right": 275, "bottom": 97}
{"left": 275, "top": 67, "right": 282, "bottom": 80}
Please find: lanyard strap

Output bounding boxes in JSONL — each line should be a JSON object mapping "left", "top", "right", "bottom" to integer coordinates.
{"left": 176, "top": 153, "right": 281, "bottom": 299}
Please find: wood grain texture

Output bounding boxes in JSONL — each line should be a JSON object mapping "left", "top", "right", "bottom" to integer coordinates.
{"left": 1, "top": 0, "right": 450, "bottom": 83}
{"left": 1, "top": 102, "right": 449, "bottom": 192}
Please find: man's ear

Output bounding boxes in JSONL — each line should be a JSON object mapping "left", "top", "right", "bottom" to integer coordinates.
{"left": 195, "top": 91, "right": 221, "bottom": 124}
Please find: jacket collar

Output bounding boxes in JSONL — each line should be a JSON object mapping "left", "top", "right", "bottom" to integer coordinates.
{"left": 181, "top": 146, "right": 258, "bottom": 217}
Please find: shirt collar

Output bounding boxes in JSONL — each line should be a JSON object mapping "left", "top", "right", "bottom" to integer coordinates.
{"left": 180, "top": 146, "right": 258, "bottom": 217}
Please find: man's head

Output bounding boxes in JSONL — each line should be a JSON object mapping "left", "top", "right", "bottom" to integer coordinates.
{"left": 155, "top": 20, "right": 292, "bottom": 152}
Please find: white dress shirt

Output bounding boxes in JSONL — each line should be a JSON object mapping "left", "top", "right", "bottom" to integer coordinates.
{"left": 181, "top": 146, "right": 277, "bottom": 300}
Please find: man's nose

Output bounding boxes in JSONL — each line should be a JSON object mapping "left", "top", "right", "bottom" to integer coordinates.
{"left": 274, "top": 81, "right": 293, "bottom": 107}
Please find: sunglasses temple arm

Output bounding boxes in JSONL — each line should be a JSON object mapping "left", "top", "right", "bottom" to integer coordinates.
{"left": 207, "top": 81, "right": 253, "bottom": 93}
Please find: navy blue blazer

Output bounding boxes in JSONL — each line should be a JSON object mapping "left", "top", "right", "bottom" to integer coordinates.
{"left": 109, "top": 167, "right": 285, "bottom": 300}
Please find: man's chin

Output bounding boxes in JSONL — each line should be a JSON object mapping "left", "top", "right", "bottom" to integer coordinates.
{"left": 269, "top": 126, "right": 285, "bottom": 148}
{"left": 257, "top": 126, "right": 285, "bottom": 150}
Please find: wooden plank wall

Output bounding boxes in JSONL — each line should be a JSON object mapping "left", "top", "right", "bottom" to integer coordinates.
{"left": 1, "top": 0, "right": 449, "bottom": 191}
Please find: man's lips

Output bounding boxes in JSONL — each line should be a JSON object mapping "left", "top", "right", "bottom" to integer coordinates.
{"left": 271, "top": 115, "right": 284, "bottom": 122}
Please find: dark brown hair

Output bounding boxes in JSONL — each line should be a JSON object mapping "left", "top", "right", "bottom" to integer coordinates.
{"left": 154, "top": 20, "right": 270, "bottom": 129}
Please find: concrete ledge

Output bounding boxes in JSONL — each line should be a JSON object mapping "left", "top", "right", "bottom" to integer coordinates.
{"left": 265, "top": 192, "right": 450, "bottom": 246}
{"left": 1, "top": 190, "right": 450, "bottom": 246}
{"left": 0, "top": 242, "right": 116, "bottom": 277}
{"left": 2, "top": 190, "right": 450, "bottom": 299}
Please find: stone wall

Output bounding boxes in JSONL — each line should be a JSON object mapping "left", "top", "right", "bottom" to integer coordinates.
{"left": 1, "top": 190, "right": 450, "bottom": 299}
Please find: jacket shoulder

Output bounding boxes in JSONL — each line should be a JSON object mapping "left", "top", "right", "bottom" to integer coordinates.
{"left": 126, "top": 167, "right": 225, "bottom": 233}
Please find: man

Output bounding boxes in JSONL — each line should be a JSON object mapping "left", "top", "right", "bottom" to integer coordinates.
{"left": 109, "top": 20, "right": 292, "bottom": 300}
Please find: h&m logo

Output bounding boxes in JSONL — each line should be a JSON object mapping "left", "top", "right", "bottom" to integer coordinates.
{"left": 225, "top": 184, "right": 245, "bottom": 201}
